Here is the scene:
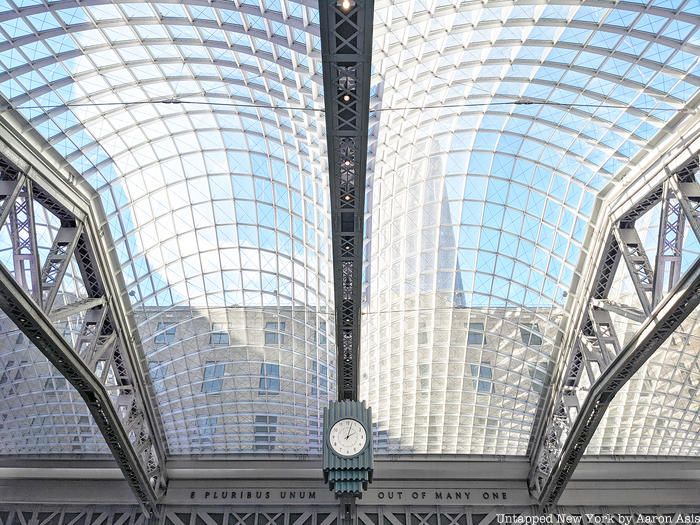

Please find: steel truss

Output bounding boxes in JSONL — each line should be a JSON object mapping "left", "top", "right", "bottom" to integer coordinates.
{"left": 4, "top": 506, "right": 700, "bottom": 525}
{"left": 319, "top": 0, "right": 374, "bottom": 401}
{"left": 0, "top": 507, "right": 147, "bottom": 525}
{"left": 0, "top": 152, "right": 166, "bottom": 515}
{"left": 529, "top": 157, "right": 700, "bottom": 506}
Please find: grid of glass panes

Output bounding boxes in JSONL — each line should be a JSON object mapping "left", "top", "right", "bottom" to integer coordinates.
{"left": 142, "top": 307, "right": 334, "bottom": 454}
{"left": 0, "top": 0, "right": 335, "bottom": 455}
{"left": 361, "top": 0, "right": 700, "bottom": 455}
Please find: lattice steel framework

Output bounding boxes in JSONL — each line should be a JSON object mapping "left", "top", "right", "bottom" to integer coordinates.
{"left": 529, "top": 156, "right": 700, "bottom": 506}
{"left": 4, "top": 506, "right": 700, "bottom": 525}
{"left": 0, "top": 507, "right": 147, "bottom": 525}
{"left": 0, "top": 154, "right": 166, "bottom": 515}
{"left": 319, "top": 0, "right": 374, "bottom": 401}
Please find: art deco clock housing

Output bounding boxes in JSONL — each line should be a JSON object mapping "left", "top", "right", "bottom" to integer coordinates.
{"left": 323, "top": 400, "right": 373, "bottom": 497}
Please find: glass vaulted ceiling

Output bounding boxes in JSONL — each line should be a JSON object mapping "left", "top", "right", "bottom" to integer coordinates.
{"left": 0, "top": 0, "right": 334, "bottom": 455}
{"left": 361, "top": 0, "right": 700, "bottom": 455}
{"left": 0, "top": 0, "right": 699, "bottom": 461}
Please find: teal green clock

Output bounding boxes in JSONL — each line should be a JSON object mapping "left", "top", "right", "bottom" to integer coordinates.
{"left": 323, "top": 400, "right": 373, "bottom": 497}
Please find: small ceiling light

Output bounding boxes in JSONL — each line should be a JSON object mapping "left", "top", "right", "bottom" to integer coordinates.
{"left": 344, "top": 160, "right": 352, "bottom": 166}
{"left": 344, "top": 195, "right": 351, "bottom": 201}
{"left": 342, "top": 94, "right": 351, "bottom": 102}
{"left": 338, "top": 0, "right": 354, "bottom": 12}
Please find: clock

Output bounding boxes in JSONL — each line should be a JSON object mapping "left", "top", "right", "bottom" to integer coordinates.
{"left": 323, "top": 400, "right": 373, "bottom": 497}
{"left": 328, "top": 418, "right": 367, "bottom": 457}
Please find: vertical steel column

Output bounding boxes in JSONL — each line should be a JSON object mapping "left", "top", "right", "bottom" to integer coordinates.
{"left": 319, "top": 0, "right": 374, "bottom": 401}
{"left": 8, "top": 179, "right": 41, "bottom": 305}
{"left": 0, "top": 172, "right": 26, "bottom": 226}
{"left": 614, "top": 227, "right": 654, "bottom": 315}
{"left": 653, "top": 180, "right": 686, "bottom": 306}
{"left": 39, "top": 225, "right": 82, "bottom": 311}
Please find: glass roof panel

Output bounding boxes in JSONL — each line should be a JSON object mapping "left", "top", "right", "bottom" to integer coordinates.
{"left": 0, "top": 318, "right": 109, "bottom": 456}
{"left": 1, "top": 0, "right": 699, "bottom": 462}
{"left": 361, "top": 0, "right": 700, "bottom": 455}
{"left": 0, "top": 0, "right": 332, "bottom": 456}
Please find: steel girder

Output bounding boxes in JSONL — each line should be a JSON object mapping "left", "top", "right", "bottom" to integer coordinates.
{"left": 0, "top": 147, "right": 166, "bottom": 514}
{"left": 529, "top": 156, "right": 700, "bottom": 506}
{"left": 319, "top": 0, "right": 374, "bottom": 401}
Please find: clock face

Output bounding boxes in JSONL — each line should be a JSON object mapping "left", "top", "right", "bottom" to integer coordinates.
{"left": 328, "top": 418, "right": 367, "bottom": 457}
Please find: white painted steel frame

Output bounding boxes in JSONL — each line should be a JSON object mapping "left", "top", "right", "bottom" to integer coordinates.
{"left": 0, "top": 0, "right": 336, "bottom": 456}
{"left": 528, "top": 108, "right": 700, "bottom": 505}
{"left": 0, "top": 112, "right": 168, "bottom": 515}
{"left": 362, "top": 0, "right": 700, "bottom": 456}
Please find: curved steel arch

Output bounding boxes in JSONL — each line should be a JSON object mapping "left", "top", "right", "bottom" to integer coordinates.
{"left": 6, "top": 47, "right": 322, "bottom": 108}
{"left": 0, "top": 21, "right": 306, "bottom": 56}
{"left": 0, "top": 114, "right": 168, "bottom": 515}
{"left": 373, "top": 1, "right": 700, "bottom": 37}
{"left": 1, "top": 37, "right": 311, "bottom": 82}
{"left": 37, "top": 94, "right": 318, "bottom": 149}
{"left": 381, "top": 50, "right": 693, "bottom": 104}
{"left": 528, "top": 126, "right": 700, "bottom": 504}
{"left": 373, "top": 124, "right": 625, "bottom": 175}
{"left": 0, "top": 0, "right": 317, "bottom": 34}
{"left": 373, "top": 106, "right": 638, "bottom": 150}
{"left": 57, "top": 104, "right": 320, "bottom": 161}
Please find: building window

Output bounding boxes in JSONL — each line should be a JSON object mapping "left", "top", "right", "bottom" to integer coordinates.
{"left": 318, "top": 363, "right": 328, "bottom": 394}
{"left": 210, "top": 323, "right": 229, "bottom": 345}
{"left": 44, "top": 376, "right": 67, "bottom": 399}
{"left": 149, "top": 361, "right": 168, "bottom": 394}
{"left": 0, "top": 361, "right": 14, "bottom": 387}
{"left": 319, "top": 321, "right": 327, "bottom": 345}
{"left": 419, "top": 363, "right": 431, "bottom": 392}
{"left": 467, "top": 322, "right": 486, "bottom": 345}
{"left": 470, "top": 363, "right": 494, "bottom": 394}
{"left": 311, "top": 362, "right": 328, "bottom": 396}
{"left": 44, "top": 376, "right": 67, "bottom": 394}
{"left": 195, "top": 416, "right": 218, "bottom": 446}
{"left": 197, "top": 416, "right": 217, "bottom": 437}
{"left": 254, "top": 415, "right": 277, "bottom": 451}
{"left": 154, "top": 322, "right": 176, "bottom": 345}
{"left": 258, "top": 363, "right": 280, "bottom": 395}
{"left": 528, "top": 363, "right": 548, "bottom": 394}
{"left": 520, "top": 323, "right": 543, "bottom": 346}
{"left": 0, "top": 360, "right": 26, "bottom": 396}
{"left": 264, "top": 321, "right": 286, "bottom": 345}
{"left": 418, "top": 320, "right": 428, "bottom": 345}
{"left": 61, "top": 324, "right": 72, "bottom": 345}
{"left": 202, "top": 362, "right": 225, "bottom": 393}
